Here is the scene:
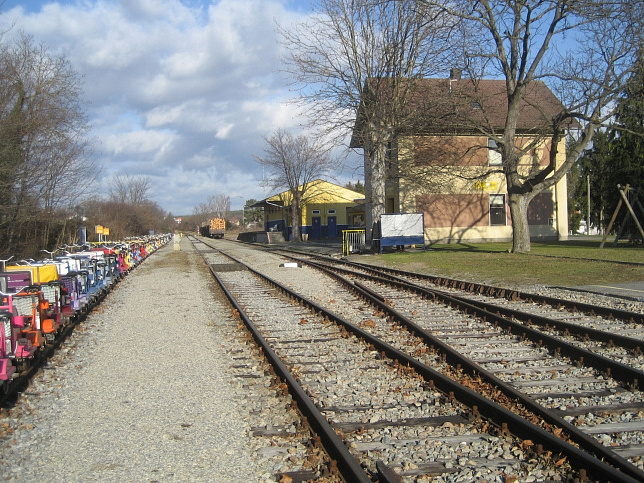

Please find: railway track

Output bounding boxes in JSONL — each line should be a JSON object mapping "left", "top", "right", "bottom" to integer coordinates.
{"left": 282, "top": 253, "right": 644, "bottom": 370}
{"left": 269, "top": 249, "right": 644, "bottom": 475}
{"left": 194, "top": 236, "right": 644, "bottom": 482}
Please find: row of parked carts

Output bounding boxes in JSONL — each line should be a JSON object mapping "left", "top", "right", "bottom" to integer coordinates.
{"left": 0, "top": 234, "right": 172, "bottom": 394}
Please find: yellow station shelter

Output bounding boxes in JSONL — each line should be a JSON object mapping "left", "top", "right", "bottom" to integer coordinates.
{"left": 252, "top": 180, "right": 365, "bottom": 240}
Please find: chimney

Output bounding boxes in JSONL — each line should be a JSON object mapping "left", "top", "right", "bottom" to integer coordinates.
{"left": 449, "top": 68, "right": 462, "bottom": 80}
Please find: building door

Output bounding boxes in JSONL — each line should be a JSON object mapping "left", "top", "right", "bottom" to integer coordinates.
{"left": 311, "top": 217, "right": 322, "bottom": 238}
{"left": 327, "top": 216, "right": 337, "bottom": 237}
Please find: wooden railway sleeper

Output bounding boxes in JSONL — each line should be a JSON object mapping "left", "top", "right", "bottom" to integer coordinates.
{"left": 376, "top": 460, "right": 403, "bottom": 483}
{"left": 296, "top": 255, "right": 639, "bottom": 392}
{"left": 292, "top": 257, "right": 644, "bottom": 481}
{"left": 296, "top": 285, "right": 638, "bottom": 479}
{"left": 468, "top": 405, "right": 480, "bottom": 421}
{"left": 208, "top": 243, "right": 644, "bottom": 482}
{"left": 336, "top": 257, "right": 644, "bottom": 325}
{"left": 204, "top": 269, "right": 371, "bottom": 483}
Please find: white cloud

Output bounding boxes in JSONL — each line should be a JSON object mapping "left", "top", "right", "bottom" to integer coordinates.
{"left": 0, "top": 0, "right": 325, "bottom": 214}
{"left": 214, "top": 123, "right": 234, "bottom": 140}
{"left": 106, "top": 129, "right": 178, "bottom": 157}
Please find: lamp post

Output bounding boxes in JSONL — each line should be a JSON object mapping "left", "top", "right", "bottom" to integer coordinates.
{"left": 587, "top": 175, "right": 591, "bottom": 235}
{"left": 233, "top": 196, "right": 245, "bottom": 229}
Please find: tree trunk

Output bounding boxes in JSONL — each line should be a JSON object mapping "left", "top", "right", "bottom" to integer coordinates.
{"left": 508, "top": 192, "right": 532, "bottom": 253}
{"left": 364, "top": 130, "right": 389, "bottom": 242}
{"left": 364, "top": 148, "right": 373, "bottom": 240}
{"left": 290, "top": 194, "right": 301, "bottom": 242}
{"left": 371, "top": 142, "right": 387, "bottom": 220}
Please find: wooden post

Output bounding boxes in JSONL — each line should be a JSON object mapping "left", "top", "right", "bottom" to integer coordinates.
{"left": 619, "top": 187, "right": 644, "bottom": 242}
{"left": 600, "top": 184, "right": 628, "bottom": 248}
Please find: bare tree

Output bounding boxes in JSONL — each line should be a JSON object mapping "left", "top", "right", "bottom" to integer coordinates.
{"left": 280, "top": 0, "right": 455, "bottom": 238}
{"left": 419, "top": 0, "right": 644, "bottom": 252}
{"left": 128, "top": 176, "right": 153, "bottom": 205}
{"left": 192, "top": 202, "right": 209, "bottom": 217}
{"left": 108, "top": 174, "right": 153, "bottom": 205}
{"left": 108, "top": 174, "right": 129, "bottom": 203}
{"left": 255, "top": 129, "right": 334, "bottom": 241}
{"left": 190, "top": 195, "right": 230, "bottom": 231}
{"left": 206, "top": 194, "right": 230, "bottom": 219}
{"left": 0, "top": 33, "right": 97, "bottom": 255}
{"left": 82, "top": 197, "right": 170, "bottom": 240}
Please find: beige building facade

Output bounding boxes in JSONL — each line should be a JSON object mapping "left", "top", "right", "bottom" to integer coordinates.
{"left": 390, "top": 134, "right": 568, "bottom": 244}
{"left": 353, "top": 72, "right": 571, "bottom": 245}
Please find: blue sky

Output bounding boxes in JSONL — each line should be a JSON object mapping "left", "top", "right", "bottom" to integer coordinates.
{"left": 4, "top": 1, "right": 313, "bottom": 12}
{"left": 0, "top": 0, "right": 357, "bottom": 214}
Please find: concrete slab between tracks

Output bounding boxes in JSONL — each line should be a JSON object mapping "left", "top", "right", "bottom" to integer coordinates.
{"left": 562, "top": 281, "right": 644, "bottom": 302}
{"left": 266, "top": 240, "right": 345, "bottom": 257}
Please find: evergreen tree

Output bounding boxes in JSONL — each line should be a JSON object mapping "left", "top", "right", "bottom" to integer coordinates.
{"left": 572, "top": 54, "right": 644, "bottom": 235}
{"left": 344, "top": 180, "right": 365, "bottom": 194}
{"left": 608, "top": 54, "right": 644, "bottom": 204}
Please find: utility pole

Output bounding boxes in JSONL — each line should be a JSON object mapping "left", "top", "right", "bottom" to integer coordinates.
{"left": 587, "top": 175, "right": 591, "bottom": 235}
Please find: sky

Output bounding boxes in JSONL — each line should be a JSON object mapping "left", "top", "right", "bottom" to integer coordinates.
{"left": 0, "top": 0, "right": 362, "bottom": 214}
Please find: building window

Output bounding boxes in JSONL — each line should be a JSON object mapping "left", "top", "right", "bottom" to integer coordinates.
{"left": 327, "top": 209, "right": 336, "bottom": 215}
{"left": 488, "top": 138, "right": 502, "bottom": 166}
{"left": 312, "top": 210, "right": 321, "bottom": 215}
{"left": 489, "top": 194, "right": 506, "bottom": 225}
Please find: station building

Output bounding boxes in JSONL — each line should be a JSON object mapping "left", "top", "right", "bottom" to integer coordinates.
{"left": 251, "top": 180, "right": 365, "bottom": 240}
{"left": 350, "top": 71, "right": 570, "bottom": 244}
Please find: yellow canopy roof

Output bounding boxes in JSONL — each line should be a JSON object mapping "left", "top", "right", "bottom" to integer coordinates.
{"left": 6, "top": 264, "right": 59, "bottom": 283}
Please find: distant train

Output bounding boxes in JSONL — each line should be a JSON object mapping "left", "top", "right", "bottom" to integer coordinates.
{"left": 199, "top": 218, "right": 226, "bottom": 239}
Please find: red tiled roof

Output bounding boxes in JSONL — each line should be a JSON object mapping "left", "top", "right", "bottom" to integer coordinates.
{"left": 351, "top": 76, "right": 569, "bottom": 148}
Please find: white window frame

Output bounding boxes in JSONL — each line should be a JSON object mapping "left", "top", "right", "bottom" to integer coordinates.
{"left": 311, "top": 209, "right": 321, "bottom": 215}
{"left": 327, "top": 209, "right": 336, "bottom": 215}
{"left": 489, "top": 194, "right": 506, "bottom": 226}
{"left": 488, "top": 138, "right": 502, "bottom": 166}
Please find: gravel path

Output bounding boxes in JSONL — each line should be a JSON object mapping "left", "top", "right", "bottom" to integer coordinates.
{"left": 0, "top": 237, "right": 267, "bottom": 482}
{"left": 6, "top": 236, "right": 640, "bottom": 482}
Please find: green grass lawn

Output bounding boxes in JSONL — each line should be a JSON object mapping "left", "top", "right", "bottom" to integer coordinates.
{"left": 363, "top": 236, "right": 644, "bottom": 287}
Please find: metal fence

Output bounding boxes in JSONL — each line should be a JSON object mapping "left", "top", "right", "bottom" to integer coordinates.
{"left": 342, "top": 229, "right": 366, "bottom": 256}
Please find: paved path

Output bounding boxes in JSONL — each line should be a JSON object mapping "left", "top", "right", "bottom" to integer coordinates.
{"left": 571, "top": 281, "right": 644, "bottom": 301}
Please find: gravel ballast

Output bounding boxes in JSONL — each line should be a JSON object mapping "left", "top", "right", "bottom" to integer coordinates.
{"left": 5, "top": 236, "right": 643, "bottom": 482}
{"left": 0, "top": 237, "right": 268, "bottom": 482}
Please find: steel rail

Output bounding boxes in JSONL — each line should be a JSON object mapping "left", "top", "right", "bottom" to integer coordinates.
{"left": 447, "top": 290, "right": 644, "bottom": 353}
{"left": 193, "top": 250, "right": 371, "bottom": 482}
{"left": 291, "top": 256, "right": 644, "bottom": 388}
{"left": 204, "top": 241, "right": 641, "bottom": 483}
{"left": 292, "top": 257, "right": 644, "bottom": 482}
{"left": 341, "top": 257, "right": 644, "bottom": 324}
{"left": 266, "top": 246, "right": 644, "bottom": 324}
{"left": 332, "top": 258, "right": 644, "bottom": 352}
